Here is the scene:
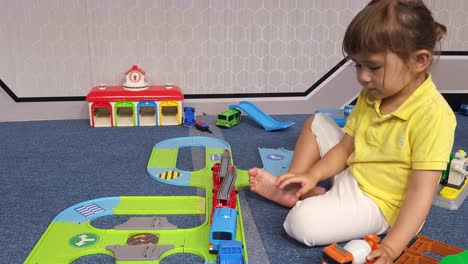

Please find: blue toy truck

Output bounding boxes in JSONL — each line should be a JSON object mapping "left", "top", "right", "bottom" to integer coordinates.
{"left": 217, "top": 240, "right": 244, "bottom": 264}
{"left": 209, "top": 207, "right": 237, "bottom": 253}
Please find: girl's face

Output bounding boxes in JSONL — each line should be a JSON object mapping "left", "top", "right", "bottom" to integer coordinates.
{"left": 350, "top": 52, "right": 424, "bottom": 102}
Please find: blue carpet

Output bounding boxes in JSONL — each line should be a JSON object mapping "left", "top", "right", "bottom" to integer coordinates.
{"left": 0, "top": 113, "right": 466, "bottom": 264}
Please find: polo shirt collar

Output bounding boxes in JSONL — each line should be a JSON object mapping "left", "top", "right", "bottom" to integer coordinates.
{"left": 365, "top": 74, "right": 435, "bottom": 120}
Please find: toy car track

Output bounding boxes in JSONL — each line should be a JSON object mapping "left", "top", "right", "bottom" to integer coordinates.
{"left": 25, "top": 137, "right": 250, "bottom": 264}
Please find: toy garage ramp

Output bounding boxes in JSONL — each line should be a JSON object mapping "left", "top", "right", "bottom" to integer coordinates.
{"left": 229, "top": 101, "right": 295, "bottom": 131}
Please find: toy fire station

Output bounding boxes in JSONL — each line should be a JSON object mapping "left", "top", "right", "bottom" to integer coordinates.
{"left": 86, "top": 65, "right": 184, "bottom": 127}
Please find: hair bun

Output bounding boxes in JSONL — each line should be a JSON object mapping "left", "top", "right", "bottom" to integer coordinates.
{"left": 434, "top": 21, "right": 447, "bottom": 41}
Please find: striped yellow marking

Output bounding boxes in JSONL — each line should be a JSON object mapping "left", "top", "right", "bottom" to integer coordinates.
{"left": 158, "top": 170, "right": 182, "bottom": 180}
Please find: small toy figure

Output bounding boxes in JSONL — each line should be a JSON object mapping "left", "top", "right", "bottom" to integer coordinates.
{"left": 434, "top": 149, "right": 468, "bottom": 210}
{"left": 446, "top": 150, "right": 468, "bottom": 188}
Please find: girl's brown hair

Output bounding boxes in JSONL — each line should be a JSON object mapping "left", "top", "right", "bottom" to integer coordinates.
{"left": 342, "top": 0, "right": 446, "bottom": 61}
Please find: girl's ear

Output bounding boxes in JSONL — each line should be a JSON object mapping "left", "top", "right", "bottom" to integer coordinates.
{"left": 411, "top": 50, "right": 432, "bottom": 73}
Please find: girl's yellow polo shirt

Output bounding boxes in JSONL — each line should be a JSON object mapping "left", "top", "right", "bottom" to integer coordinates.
{"left": 343, "top": 74, "right": 456, "bottom": 226}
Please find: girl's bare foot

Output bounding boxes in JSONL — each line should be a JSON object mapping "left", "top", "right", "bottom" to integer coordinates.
{"left": 248, "top": 167, "right": 299, "bottom": 207}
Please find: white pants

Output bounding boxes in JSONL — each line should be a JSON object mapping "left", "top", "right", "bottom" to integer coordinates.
{"left": 283, "top": 114, "right": 389, "bottom": 246}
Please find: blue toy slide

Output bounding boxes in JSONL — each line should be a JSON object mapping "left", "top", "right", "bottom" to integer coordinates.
{"left": 229, "top": 101, "right": 295, "bottom": 131}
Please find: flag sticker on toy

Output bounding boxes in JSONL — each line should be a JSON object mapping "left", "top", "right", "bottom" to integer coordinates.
{"left": 74, "top": 203, "right": 105, "bottom": 218}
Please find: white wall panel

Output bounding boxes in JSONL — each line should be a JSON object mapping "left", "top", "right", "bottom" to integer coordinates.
{"left": 1, "top": 0, "right": 467, "bottom": 121}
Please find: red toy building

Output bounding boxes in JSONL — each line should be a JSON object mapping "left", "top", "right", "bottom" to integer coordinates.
{"left": 86, "top": 65, "right": 184, "bottom": 127}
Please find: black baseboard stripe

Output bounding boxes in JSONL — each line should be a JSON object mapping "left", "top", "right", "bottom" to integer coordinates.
{"left": 1, "top": 52, "right": 467, "bottom": 110}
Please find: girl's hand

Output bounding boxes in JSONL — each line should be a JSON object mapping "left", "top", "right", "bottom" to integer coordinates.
{"left": 366, "top": 244, "right": 398, "bottom": 264}
{"left": 275, "top": 172, "right": 317, "bottom": 198}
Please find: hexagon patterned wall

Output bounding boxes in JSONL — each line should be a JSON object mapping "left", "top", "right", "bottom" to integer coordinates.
{"left": 1, "top": 0, "right": 467, "bottom": 99}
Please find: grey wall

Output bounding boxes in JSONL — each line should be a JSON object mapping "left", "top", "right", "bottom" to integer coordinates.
{"left": 1, "top": 0, "right": 467, "bottom": 122}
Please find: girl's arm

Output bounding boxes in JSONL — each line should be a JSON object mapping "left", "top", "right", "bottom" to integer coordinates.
{"left": 367, "top": 169, "right": 441, "bottom": 264}
{"left": 276, "top": 133, "right": 355, "bottom": 198}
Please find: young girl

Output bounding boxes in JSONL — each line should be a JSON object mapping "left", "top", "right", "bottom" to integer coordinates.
{"left": 248, "top": 0, "right": 456, "bottom": 263}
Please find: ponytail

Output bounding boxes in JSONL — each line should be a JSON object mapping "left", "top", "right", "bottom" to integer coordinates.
{"left": 434, "top": 21, "right": 447, "bottom": 42}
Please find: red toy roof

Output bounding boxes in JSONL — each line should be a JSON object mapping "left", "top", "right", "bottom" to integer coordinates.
{"left": 86, "top": 85, "right": 184, "bottom": 102}
{"left": 125, "top": 65, "right": 145, "bottom": 75}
